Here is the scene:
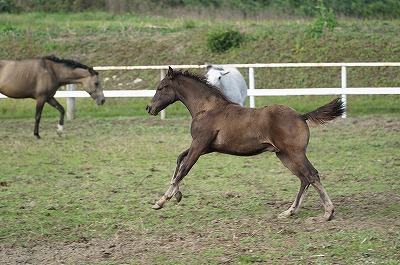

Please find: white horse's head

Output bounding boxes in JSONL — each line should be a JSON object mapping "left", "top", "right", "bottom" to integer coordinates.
{"left": 205, "top": 63, "right": 248, "bottom": 107}
{"left": 206, "top": 67, "right": 230, "bottom": 87}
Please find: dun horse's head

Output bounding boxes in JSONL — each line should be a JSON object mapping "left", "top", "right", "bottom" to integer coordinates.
{"left": 82, "top": 68, "right": 105, "bottom": 105}
{"left": 146, "top": 67, "right": 178, "bottom": 116}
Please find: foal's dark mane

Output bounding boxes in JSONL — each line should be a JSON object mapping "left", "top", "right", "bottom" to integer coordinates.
{"left": 40, "top": 55, "right": 98, "bottom": 75}
{"left": 173, "top": 70, "right": 236, "bottom": 104}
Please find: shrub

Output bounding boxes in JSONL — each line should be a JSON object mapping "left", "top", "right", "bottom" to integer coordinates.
{"left": 0, "top": 0, "right": 16, "bottom": 13}
{"left": 207, "top": 27, "right": 244, "bottom": 53}
{"left": 307, "top": 0, "right": 339, "bottom": 39}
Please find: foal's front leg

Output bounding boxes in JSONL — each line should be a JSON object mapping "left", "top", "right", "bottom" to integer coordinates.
{"left": 152, "top": 149, "right": 189, "bottom": 209}
{"left": 152, "top": 138, "right": 207, "bottom": 210}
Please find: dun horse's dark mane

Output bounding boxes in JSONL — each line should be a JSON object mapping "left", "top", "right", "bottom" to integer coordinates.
{"left": 40, "top": 55, "right": 98, "bottom": 75}
{"left": 174, "top": 70, "right": 237, "bottom": 104}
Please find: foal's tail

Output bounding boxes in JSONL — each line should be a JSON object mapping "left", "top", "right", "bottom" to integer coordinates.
{"left": 303, "top": 98, "right": 345, "bottom": 125}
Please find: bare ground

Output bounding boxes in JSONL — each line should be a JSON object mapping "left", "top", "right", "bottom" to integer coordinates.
{"left": 1, "top": 192, "right": 399, "bottom": 264}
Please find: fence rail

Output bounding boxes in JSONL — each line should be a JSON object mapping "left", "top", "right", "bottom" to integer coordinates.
{"left": 1, "top": 62, "right": 400, "bottom": 119}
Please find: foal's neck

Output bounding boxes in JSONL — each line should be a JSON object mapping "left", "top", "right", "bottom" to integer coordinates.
{"left": 175, "top": 76, "right": 225, "bottom": 117}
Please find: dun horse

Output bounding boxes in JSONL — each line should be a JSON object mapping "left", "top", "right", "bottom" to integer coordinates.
{"left": 146, "top": 67, "right": 345, "bottom": 221}
{"left": 0, "top": 55, "right": 105, "bottom": 138}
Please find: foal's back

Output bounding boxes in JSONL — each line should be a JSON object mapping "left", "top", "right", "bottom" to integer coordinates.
{"left": 206, "top": 103, "right": 310, "bottom": 156}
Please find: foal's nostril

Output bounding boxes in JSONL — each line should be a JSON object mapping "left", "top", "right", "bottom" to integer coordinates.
{"left": 101, "top": 98, "right": 105, "bottom": 105}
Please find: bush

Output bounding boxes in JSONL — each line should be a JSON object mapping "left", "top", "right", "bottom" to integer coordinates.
{"left": 0, "top": 0, "right": 17, "bottom": 13}
{"left": 307, "top": 1, "right": 339, "bottom": 39}
{"left": 207, "top": 27, "right": 244, "bottom": 53}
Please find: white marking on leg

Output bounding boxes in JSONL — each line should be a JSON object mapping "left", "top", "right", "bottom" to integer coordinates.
{"left": 311, "top": 181, "right": 334, "bottom": 221}
{"left": 57, "top": 124, "right": 64, "bottom": 134}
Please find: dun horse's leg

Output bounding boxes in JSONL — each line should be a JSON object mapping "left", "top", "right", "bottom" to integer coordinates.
{"left": 34, "top": 99, "right": 46, "bottom": 139}
{"left": 152, "top": 149, "right": 189, "bottom": 210}
{"left": 47, "top": 97, "right": 65, "bottom": 136}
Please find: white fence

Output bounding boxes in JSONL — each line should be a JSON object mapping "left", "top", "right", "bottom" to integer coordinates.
{"left": 1, "top": 62, "right": 400, "bottom": 119}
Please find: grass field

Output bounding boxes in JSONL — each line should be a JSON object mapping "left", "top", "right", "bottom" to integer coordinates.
{"left": 0, "top": 113, "right": 399, "bottom": 264}
{"left": 0, "top": 12, "right": 399, "bottom": 264}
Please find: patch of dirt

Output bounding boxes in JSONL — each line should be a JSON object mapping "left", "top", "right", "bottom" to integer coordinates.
{"left": 1, "top": 191, "right": 398, "bottom": 264}
{"left": 336, "top": 116, "right": 400, "bottom": 132}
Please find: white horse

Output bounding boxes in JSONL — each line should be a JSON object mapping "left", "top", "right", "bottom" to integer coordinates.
{"left": 206, "top": 63, "right": 248, "bottom": 107}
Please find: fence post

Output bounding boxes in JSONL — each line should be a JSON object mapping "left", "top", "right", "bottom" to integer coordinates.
{"left": 160, "top": 69, "right": 166, "bottom": 119}
{"left": 341, "top": 66, "right": 347, "bottom": 118}
{"left": 249, "top": 67, "right": 255, "bottom": 108}
{"left": 66, "top": 84, "right": 76, "bottom": 120}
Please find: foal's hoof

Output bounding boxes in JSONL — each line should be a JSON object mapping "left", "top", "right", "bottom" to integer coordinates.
{"left": 277, "top": 210, "right": 293, "bottom": 219}
{"left": 152, "top": 203, "right": 163, "bottom": 210}
{"left": 175, "top": 191, "right": 183, "bottom": 202}
{"left": 323, "top": 212, "right": 334, "bottom": 221}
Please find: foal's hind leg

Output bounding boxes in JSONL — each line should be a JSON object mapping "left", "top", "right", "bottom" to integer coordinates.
{"left": 300, "top": 159, "right": 334, "bottom": 221}
{"left": 276, "top": 152, "right": 334, "bottom": 221}
{"left": 278, "top": 178, "right": 310, "bottom": 219}
{"left": 276, "top": 152, "right": 309, "bottom": 218}
{"left": 311, "top": 181, "right": 334, "bottom": 221}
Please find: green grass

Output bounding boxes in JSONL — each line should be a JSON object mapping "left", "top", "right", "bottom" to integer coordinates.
{"left": 0, "top": 115, "right": 399, "bottom": 264}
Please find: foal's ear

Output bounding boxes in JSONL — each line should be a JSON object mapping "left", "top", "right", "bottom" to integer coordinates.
{"left": 167, "top": 66, "right": 174, "bottom": 79}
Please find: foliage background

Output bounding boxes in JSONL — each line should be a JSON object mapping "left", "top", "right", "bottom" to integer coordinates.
{"left": 0, "top": 11, "right": 399, "bottom": 118}
{"left": 1, "top": 0, "right": 400, "bottom": 19}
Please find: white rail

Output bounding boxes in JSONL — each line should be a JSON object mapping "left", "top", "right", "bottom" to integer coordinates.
{"left": 1, "top": 62, "right": 400, "bottom": 119}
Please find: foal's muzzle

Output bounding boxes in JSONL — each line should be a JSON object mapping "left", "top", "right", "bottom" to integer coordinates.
{"left": 146, "top": 104, "right": 158, "bottom": 116}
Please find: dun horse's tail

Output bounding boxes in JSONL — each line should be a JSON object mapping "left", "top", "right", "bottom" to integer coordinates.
{"left": 303, "top": 98, "right": 345, "bottom": 125}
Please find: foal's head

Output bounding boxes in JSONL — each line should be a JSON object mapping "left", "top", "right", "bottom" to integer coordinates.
{"left": 146, "top": 66, "right": 179, "bottom": 116}
{"left": 146, "top": 66, "right": 235, "bottom": 116}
